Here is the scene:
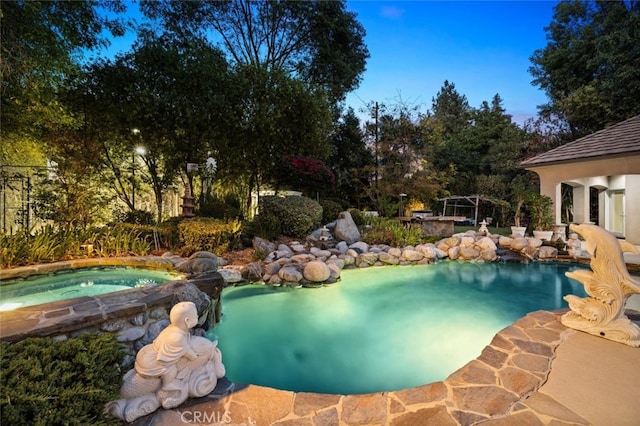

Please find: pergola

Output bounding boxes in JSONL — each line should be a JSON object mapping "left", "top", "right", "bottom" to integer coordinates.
{"left": 439, "top": 195, "right": 508, "bottom": 226}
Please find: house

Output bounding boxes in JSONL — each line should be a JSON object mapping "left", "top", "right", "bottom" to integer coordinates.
{"left": 521, "top": 114, "right": 640, "bottom": 244}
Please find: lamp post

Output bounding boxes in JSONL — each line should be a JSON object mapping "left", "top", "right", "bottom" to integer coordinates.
{"left": 399, "top": 193, "right": 407, "bottom": 217}
{"left": 131, "top": 130, "right": 145, "bottom": 210}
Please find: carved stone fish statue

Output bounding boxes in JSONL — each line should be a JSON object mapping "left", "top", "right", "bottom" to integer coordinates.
{"left": 562, "top": 223, "right": 640, "bottom": 347}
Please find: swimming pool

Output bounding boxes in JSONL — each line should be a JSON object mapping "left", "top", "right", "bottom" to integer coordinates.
{"left": 208, "top": 261, "right": 589, "bottom": 395}
{"left": 0, "top": 267, "right": 182, "bottom": 311}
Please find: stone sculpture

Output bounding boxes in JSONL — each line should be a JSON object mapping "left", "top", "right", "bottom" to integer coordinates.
{"left": 105, "top": 302, "right": 225, "bottom": 422}
{"left": 478, "top": 220, "right": 489, "bottom": 236}
{"left": 561, "top": 223, "right": 640, "bottom": 347}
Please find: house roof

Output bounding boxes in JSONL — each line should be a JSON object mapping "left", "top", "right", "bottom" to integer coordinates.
{"left": 520, "top": 114, "right": 640, "bottom": 167}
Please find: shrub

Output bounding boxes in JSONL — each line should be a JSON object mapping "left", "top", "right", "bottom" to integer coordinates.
{"left": 320, "top": 199, "right": 344, "bottom": 224}
{"left": 114, "top": 209, "right": 155, "bottom": 225}
{"left": 197, "top": 194, "right": 242, "bottom": 220}
{"left": 0, "top": 333, "right": 125, "bottom": 425}
{"left": 244, "top": 214, "right": 281, "bottom": 242}
{"left": 256, "top": 196, "right": 322, "bottom": 238}
{"left": 362, "top": 217, "right": 427, "bottom": 247}
{"left": 178, "top": 218, "right": 241, "bottom": 256}
{"left": 157, "top": 217, "right": 183, "bottom": 249}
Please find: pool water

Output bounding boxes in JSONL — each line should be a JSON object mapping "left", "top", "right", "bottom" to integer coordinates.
{"left": 208, "top": 261, "right": 589, "bottom": 395}
{"left": 0, "top": 267, "right": 181, "bottom": 311}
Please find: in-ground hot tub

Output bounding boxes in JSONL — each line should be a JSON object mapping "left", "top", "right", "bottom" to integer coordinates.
{"left": 0, "top": 266, "right": 183, "bottom": 312}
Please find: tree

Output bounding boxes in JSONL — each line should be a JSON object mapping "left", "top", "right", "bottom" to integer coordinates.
{"left": 274, "top": 155, "right": 335, "bottom": 198}
{"left": 529, "top": 0, "right": 640, "bottom": 137}
{"left": 139, "top": 0, "right": 369, "bottom": 102}
{"left": 219, "top": 64, "right": 333, "bottom": 212}
{"left": 0, "top": 0, "right": 127, "bottom": 137}
{"left": 430, "top": 80, "right": 472, "bottom": 138}
{"left": 426, "top": 81, "right": 473, "bottom": 177}
{"left": 360, "top": 102, "right": 451, "bottom": 216}
{"left": 328, "top": 108, "right": 374, "bottom": 207}
{"left": 1, "top": 1, "right": 130, "bottom": 230}
{"left": 454, "top": 94, "right": 526, "bottom": 195}
{"left": 79, "top": 35, "right": 231, "bottom": 223}
{"left": 420, "top": 86, "right": 527, "bottom": 219}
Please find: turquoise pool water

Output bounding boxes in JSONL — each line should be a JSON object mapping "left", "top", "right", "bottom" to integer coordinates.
{"left": 0, "top": 267, "right": 181, "bottom": 311}
{"left": 208, "top": 261, "right": 589, "bottom": 395}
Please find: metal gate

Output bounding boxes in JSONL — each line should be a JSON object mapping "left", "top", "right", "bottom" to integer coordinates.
{"left": 0, "top": 165, "right": 48, "bottom": 234}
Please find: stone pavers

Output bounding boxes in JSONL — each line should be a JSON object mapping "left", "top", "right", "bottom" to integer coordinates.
{"left": 135, "top": 309, "right": 636, "bottom": 425}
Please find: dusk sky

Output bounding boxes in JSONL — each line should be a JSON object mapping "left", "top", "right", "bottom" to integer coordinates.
{"left": 344, "top": 1, "right": 559, "bottom": 125}
{"left": 101, "top": 1, "right": 559, "bottom": 126}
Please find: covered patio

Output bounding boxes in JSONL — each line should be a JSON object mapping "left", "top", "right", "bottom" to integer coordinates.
{"left": 521, "top": 115, "right": 640, "bottom": 244}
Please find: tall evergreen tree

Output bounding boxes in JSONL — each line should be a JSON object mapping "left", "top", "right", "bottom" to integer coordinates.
{"left": 430, "top": 80, "right": 472, "bottom": 137}
{"left": 328, "top": 108, "right": 374, "bottom": 207}
{"left": 427, "top": 81, "right": 472, "bottom": 184}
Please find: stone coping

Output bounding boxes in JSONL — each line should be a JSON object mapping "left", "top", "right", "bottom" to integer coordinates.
{"left": 0, "top": 257, "right": 227, "bottom": 343}
{"left": 134, "top": 309, "right": 612, "bottom": 426}
{"left": 0, "top": 256, "right": 178, "bottom": 282}
{"left": 0, "top": 277, "right": 224, "bottom": 343}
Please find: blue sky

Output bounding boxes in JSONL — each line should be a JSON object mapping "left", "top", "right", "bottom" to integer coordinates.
{"left": 344, "top": 1, "right": 558, "bottom": 125}
{"left": 100, "top": 1, "right": 558, "bottom": 126}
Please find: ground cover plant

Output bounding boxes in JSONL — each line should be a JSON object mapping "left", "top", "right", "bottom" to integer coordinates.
{"left": 0, "top": 333, "right": 125, "bottom": 426}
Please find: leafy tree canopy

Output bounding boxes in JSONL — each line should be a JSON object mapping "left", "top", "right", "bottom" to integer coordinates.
{"left": 139, "top": 0, "right": 369, "bottom": 102}
{"left": 78, "top": 35, "right": 230, "bottom": 221}
{"left": 529, "top": 0, "right": 640, "bottom": 136}
{"left": 0, "top": 0, "right": 128, "bottom": 137}
{"left": 219, "top": 63, "right": 333, "bottom": 209}
{"left": 328, "top": 107, "right": 374, "bottom": 207}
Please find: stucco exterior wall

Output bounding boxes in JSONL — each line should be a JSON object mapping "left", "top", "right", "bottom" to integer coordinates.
{"left": 525, "top": 154, "right": 640, "bottom": 245}
{"left": 626, "top": 175, "right": 640, "bottom": 244}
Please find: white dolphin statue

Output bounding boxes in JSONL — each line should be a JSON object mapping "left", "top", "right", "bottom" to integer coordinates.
{"left": 562, "top": 223, "right": 640, "bottom": 347}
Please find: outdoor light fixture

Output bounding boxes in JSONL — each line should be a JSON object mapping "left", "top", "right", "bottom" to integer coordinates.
{"left": 399, "top": 193, "right": 407, "bottom": 217}
{"left": 131, "top": 142, "right": 146, "bottom": 210}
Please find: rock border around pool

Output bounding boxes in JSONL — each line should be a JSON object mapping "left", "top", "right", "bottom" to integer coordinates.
{"left": 217, "top": 233, "right": 568, "bottom": 288}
